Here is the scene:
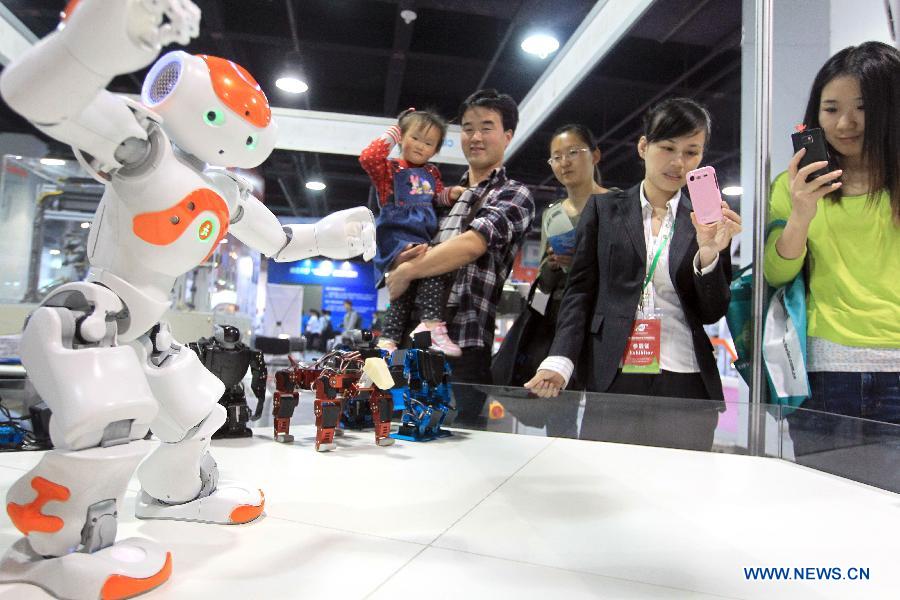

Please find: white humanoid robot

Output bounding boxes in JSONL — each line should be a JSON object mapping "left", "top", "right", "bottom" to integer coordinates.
{"left": 0, "top": 1, "right": 375, "bottom": 598}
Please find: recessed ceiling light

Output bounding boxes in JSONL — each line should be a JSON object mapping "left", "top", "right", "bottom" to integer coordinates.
{"left": 40, "top": 158, "right": 66, "bottom": 166}
{"left": 80, "top": 222, "right": 91, "bottom": 229}
{"left": 48, "top": 249, "right": 60, "bottom": 255}
{"left": 722, "top": 186, "right": 743, "bottom": 196}
{"left": 521, "top": 34, "right": 560, "bottom": 59}
{"left": 305, "top": 181, "right": 326, "bottom": 191}
{"left": 276, "top": 77, "right": 309, "bottom": 94}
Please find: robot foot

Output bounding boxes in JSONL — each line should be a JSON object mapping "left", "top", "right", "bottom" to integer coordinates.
{"left": 136, "top": 482, "right": 264, "bottom": 525}
{"left": 0, "top": 537, "right": 170, "bottom": 600}
{"left": 376, "top": 437, "right": 395, "bottom": 447}
{"left": 315, "top": 442, "right": 336, "bottom": 452}
{"left": 212, "top": 426, "right": 253, "bottom": 439}
{"left": 274, "top": 433, "right": 295, "bottom": 443}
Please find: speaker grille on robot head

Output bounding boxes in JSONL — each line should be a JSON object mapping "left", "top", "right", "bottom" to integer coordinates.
{"left": 147, "top": 61, "right": 181, "bottom": 103}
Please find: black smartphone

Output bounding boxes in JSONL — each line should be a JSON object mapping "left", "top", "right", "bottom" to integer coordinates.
{"left": 791, "top": 127, "right": 837, "bottom": 183}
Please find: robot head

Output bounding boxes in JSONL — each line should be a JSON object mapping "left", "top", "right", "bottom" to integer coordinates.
{"left": 214, "top": 325, "right": 241, "bottom": 349}
{"left": 141, "top": 51, "right": 277, "bottom": 168}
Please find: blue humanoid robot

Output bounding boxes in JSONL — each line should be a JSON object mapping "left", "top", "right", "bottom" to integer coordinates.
{"left": 390, "top": 331, "right": 453, "bottom": 442}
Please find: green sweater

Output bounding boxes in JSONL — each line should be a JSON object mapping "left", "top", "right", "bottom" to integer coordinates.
{"left": 763, "top": 171, "right": 900, "bottom": 348}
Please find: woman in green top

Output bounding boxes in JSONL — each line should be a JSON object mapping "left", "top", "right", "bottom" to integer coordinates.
{"left": 763, "top": 42, "right": 900, "bottom": 455}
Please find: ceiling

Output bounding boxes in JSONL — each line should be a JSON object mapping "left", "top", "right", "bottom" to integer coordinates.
{"left": 0, "top": 0, "right": 743, "bottom": 224}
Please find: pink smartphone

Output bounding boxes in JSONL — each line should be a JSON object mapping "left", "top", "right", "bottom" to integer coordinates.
{"left": 686, "top": 166, "right": 724, "bottom": 224}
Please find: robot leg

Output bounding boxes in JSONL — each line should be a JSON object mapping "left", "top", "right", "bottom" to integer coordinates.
{"left": 272, "top": 389, "right": 299, "bottom": 443}
{"left": 368, "top": 391, "right": 395, "bottom": 447}
{"left": 214, "top": 386, "right": 253, "bottom": 439}
{"left": 132, "top": 332, "right": 263, "bottom": 523}
{"left": 0, "top": 447, "right": 170, "bottom": 600}
{"left": 313, "top": 380, "right": 341, "bottom": 452}
{"left": 1, "top": 284, "right": 169, "bottom": 599}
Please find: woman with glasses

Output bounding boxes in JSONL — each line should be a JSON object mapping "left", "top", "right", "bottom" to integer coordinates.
{"left": 526, "top": 98, "right": 741, "bottom": 451}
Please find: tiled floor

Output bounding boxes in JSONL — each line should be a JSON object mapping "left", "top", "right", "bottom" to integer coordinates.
{"left": 0, "top": 427, "right": 897, "bottom": 599}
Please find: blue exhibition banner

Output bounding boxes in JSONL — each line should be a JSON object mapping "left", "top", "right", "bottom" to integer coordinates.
{"left": 268, "top": 258, "right": 377, "bottom": 331}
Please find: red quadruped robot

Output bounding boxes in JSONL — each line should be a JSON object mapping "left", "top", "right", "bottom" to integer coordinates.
{"left": 0, "top": 1, "right": 375, "bottom": 597}
{"left": 273, "top": 331, "right": 395, "bottom": 451}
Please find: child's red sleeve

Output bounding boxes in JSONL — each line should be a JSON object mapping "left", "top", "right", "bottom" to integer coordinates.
{"left": 359, "top": 126, "right": 402, "bottom": 205}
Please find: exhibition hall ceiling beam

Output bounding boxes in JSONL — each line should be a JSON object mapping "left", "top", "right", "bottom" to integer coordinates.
{"left": 373, "top": 0, "right": 518, "bottom": 20}
{"left": 597, "top": 28, "right": 742, "bottom": 174}
{"left": 506, "top": 0, "right": 656, "bottom": 160}
{"left": 474, "top": 0, "right": 526, "bottom": 91}
{"left": 225, "top": 31, "right": 488, "bottom": 71}
{"left": 194, "top": 0, "right": 250, "bottom": 67}
{"left": 382, "top": 0, "right": 416, "bottom": 116}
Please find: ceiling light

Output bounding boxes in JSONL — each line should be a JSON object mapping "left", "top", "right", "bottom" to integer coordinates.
{"left": 276, "top": 77, "right": 308, "bottom": 94}
{"left": 722, "top": 186, "right": 743, "bottom": 196}
{"left": 40, "top": 158, "right": 66, "bottom": 166}
{"left": 400, "top": 9, "right": 417, "bottom": 24}
{"left": 305, "top": 181, "right": 326, "bottom": 191}
{"left": 521, "top": 34, "right": 560, "bottom": 59}
{"left": 80, "top": 222, "right": 91, "bottom": 229}
{"left": 48, "top": 249, "right": 60, "bottom": 255}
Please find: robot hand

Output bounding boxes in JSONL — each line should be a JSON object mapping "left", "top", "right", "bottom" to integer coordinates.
{"left": 277, "top": 207, "right": 376, "bottom": 262}
{"left": 133, "top": 0, "right": 201, "bottom": 49}
{"left": 316, "top": 207, "right": 376, "bottom": 261}
{"left": 63, "top": 0, "right": 201, "bottom": 77}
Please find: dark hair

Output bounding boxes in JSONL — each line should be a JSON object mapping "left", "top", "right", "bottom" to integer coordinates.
{"left": 457, "top": 88, "right": 519, "bottom": 133}
{"left": 309, "top": 309, "right": 320, "bottom": 317}
{"left": 343, "top": 299, "right": 353, "bottom": 306}
{"left": 802, "top": 41, "right": 900, "bottom": 221}
{"left": 550, "top": 123, "right": 602, "bottom": 184}
{"left": 398, "top": 109, "right": 448, "bottom": 155}
{"left": 641, "top": 97, "right": 711, "bottom": 147}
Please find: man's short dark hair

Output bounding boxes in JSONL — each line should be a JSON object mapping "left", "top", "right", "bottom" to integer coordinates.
{"left": 457, "top": 89, "right": 519, "bottom": 134}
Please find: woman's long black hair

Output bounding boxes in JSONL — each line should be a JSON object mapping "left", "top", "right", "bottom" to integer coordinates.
{"left": 803, "top": 41, "right": 900, "bottom": 222}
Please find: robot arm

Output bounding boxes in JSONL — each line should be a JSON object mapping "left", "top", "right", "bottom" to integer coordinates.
{"left": 0, "top": 0, "right": 200, "bottom": 171}
{"left": 248, "top": 349, "right": 267, "bottom": 421}
{"left": 220, "top": 168, "right": 377, "bottom": 262}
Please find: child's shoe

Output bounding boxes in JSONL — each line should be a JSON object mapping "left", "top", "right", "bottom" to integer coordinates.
{"left": 411, "top": 321, "right": 462, "bottom": 357}
{"left": 377, "top": 338, "right": 398, "bottom": 353}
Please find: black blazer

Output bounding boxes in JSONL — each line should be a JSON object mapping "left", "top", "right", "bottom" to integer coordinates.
{"left": 548, "top": 184, "right": 732, "bottom": 400}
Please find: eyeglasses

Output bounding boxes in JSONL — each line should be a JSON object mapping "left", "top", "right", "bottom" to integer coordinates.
{"left": 547, "top": 147, "right": 590, "bottom": 166}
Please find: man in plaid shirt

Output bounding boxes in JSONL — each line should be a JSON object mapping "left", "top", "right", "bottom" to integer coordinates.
{"left": 386, "top": 89, "right": 535, "bottom": 422}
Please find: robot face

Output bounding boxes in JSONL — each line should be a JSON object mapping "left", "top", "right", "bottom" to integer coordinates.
{"left": 142, "top": 51, "right": 278, "bottom": 168}
{"left": 214, "top": 325, "right": 241, "bottom": 348}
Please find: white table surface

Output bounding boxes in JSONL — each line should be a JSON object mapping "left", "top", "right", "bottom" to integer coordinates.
{"left": 0, "top": 426, "right": 896, "bottom": 599}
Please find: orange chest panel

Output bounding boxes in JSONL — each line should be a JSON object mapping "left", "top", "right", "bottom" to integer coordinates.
{"left": 132, "top": 189, "right": 229, "bottom": 258}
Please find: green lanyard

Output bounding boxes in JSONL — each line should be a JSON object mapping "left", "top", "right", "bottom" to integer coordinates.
{"left": 642, "top": 215, "right": 676, "bottom": 293}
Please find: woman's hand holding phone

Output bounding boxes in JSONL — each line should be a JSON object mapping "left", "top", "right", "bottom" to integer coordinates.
{"left": 692, "top": 202, "right": 742, "bottom": 268}
{"left": 788, "top": 147, "right": 842, "bottom": 224}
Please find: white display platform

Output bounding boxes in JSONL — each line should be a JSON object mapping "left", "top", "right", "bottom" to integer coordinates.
{"left": 0, "top": 427, "right": 897, "bottom": 599}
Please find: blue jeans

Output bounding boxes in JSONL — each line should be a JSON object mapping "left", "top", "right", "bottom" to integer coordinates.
{"left": 806, "top": 371, "right": 900, "bottom": 423}
{"left": 786, "top": 371, "right": 900, "bottom": 492}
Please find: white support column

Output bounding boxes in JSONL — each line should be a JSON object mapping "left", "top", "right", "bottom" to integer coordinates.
{"left": 0, "top": 2, "right": 37, "bottom": 66}
{"left": 272, "top": 107, "right": 466, "bottom": 165}
{"left": 506, "top": 0, "right": 655, "bottom": 159}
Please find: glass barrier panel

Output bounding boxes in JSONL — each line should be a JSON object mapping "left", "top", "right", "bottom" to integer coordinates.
{"left": 778, "top": 406, "right": 900, "bottom": 494}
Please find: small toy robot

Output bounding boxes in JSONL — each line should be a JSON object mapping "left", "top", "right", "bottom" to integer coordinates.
{"left": 0, "top": 2, "right": 375, "bottom": 597}
{"left": 390, "top": 331, "right": 454, "bottom": 442}
{"left": 189, "top": 325, "right": 266, "bottom": 438}
{"left": 273, "top": 330, "right": 394, "bottom": 450}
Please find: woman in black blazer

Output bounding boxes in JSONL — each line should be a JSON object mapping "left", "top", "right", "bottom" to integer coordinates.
{"left": 525, "top": 98, "right": 742, "bottom": 450}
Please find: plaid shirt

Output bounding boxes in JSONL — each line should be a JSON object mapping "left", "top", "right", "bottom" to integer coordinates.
{"left": 434, "top": 167, "right": 534, "bottom": 348}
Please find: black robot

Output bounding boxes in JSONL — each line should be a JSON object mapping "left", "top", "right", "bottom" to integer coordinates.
{"left": 189, "top": 325, "right": 267, "bottom": 438}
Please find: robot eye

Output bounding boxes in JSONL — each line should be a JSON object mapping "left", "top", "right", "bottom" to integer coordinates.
{"left": 245, "top": 134, "right": 258, "bottom": 150}
{"left": 203, "top": 109, "right": 226, "bottom": 127}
